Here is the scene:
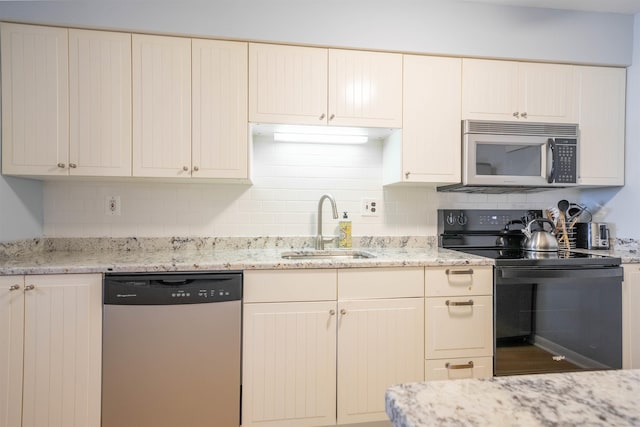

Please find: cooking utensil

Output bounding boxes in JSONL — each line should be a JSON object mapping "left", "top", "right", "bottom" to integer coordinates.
{"left": 521, "top": 218, "right": 559, "bottom": 252}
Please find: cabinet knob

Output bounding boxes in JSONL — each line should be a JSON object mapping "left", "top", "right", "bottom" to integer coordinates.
{"left": 24, "top": 285, "right": 35, "bottom": 291}
{"left": 405, "top": 171, "right": 411, "bottom": 179}
{"left": 520, "top": 112, "right": 528, "bottom": 118}
{"left": 329, "top": 114, "right": 335, "bottom": 121}
{"left": 193, "top": 166, "right": 199, "bottom": 172}
{"left": 513, "top": 112, "right": 519, "bottom": 118}
{"left": 57, "top": 163, "right": 66, "bottom": 168}
{"left": 9, "top": 284, "right": 20, "bottom": 291}
{"left": 319, "top": 113, "right": 326, "bottom": 120}
{"left": 340, "top": 308, "right": 347, "bottom": 315}
{"left": 329, "top": 309, "right": 336, "bottom": 316}
{"left": 183, "top": 166, "right": 189, "bottom": 172}
{"left": 69, "top": 163, "right": 77, "bottom": 168}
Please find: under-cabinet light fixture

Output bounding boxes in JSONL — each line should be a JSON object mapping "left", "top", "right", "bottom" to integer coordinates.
{"left": 273, "top": 132, "right": 369, "bottom": 144}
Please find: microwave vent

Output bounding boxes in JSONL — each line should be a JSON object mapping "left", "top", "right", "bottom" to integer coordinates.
{"left": 464, "top": 120, "right": 578, "bottom": 137}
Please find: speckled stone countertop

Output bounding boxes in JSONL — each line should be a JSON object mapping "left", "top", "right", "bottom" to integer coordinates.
{"left": 0, "top": 236, "right": 492, "bottom": 275}
{"left": 386, "top": 369, "right": 640, "bottom": 427}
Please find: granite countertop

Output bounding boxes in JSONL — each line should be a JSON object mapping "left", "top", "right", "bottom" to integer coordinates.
{"left": 0, "top": 237, "right": 492, "bottom": 275}
{"left": 386, "top": 369, "right": 640, "bottom": 427}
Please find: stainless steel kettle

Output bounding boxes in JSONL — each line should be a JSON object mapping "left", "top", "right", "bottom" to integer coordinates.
{"left": 521, "top": 218, "right": 558, "bottom": 252}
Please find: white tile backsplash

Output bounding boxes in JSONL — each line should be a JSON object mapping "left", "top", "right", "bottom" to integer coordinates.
{"left": 43, "top": 137, "right": 580, "bottom": 238}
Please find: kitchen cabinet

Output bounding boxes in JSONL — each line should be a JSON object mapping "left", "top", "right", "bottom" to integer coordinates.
{"left": 249, "top": 43, "right": 402, "bottom": 128}
{"left": 0, "top": 274, "right": 102, "bottom": 427}
{"left": 424, "top": 266, "right": 494, "bottom": 380}
{"left": 1, "top": 24, "right": 132, "bottom": 177}
{"left": 1, "top": 23, "right": 69, "bottom": 176}
{"left": 242, "top": 268, "right": 424, "bottom": 426}
{"left": 132, "top": 34, "right": 192, "bottom": 178}
{"left": 383, "top": 54, "right": 462, "bottom": 185}
{"left": 133, "top": 34, "right": 249, "bottom": 179}
{"left": 462, "top": 58, "right": 577, "bottom": 123}
{"left": 576, "top": 65, "right": 626, "bottom": 186}
{"left": 69, "top": 29, "right": 132, "bottom": 177}
{"left": 623, "top": 264, "right": 640, "bottom": 369}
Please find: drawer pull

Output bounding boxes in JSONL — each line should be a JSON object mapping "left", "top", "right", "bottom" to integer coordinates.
{"left": 9, "top": 284, "right": 20, "bottom": 291}
{"left": 446, "top": 299, "right": 474, "bottom": 307}
{"left": 24, "top": 285, "right": 35, "bottom": 291}
{"left": 445, "top": 268, "right": 474, "bottom": 276}
{"left": 446, "top": 361, "right": 474, "bottom": 370}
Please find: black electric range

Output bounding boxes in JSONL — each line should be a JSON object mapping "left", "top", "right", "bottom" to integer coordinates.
{"left": 438, "top": 209, "right": 621, "bottom": 267}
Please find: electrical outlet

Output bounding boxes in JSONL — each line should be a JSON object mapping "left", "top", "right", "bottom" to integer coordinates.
{"left": 361, "top": 198, "right": 380, "bottom": 217}
{"left": 106, "top": 196, "right": 121, "bottom": 216}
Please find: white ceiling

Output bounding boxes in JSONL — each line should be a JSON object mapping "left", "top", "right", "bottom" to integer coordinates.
{"left": 461, "top": 0, "right": 640, "bottom": 14}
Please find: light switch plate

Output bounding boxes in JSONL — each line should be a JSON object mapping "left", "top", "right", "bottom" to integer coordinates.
{"left": 361, "top": 198, "right": 380, "bottom": 217}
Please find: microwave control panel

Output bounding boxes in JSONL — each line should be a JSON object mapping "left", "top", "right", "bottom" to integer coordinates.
{"left": 554, "top": 138, "right": 577, "bottom": 183}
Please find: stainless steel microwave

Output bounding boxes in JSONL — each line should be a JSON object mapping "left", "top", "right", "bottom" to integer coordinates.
{"left": 438, "top": 120, "right": 579, "bottom": 193}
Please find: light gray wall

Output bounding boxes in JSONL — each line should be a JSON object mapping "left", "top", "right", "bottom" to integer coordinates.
{"left": 0, "top": 1, "right": 636, "bottom": 241}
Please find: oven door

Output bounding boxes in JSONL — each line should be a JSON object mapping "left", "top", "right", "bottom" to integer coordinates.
{"left": 494, "top": 265, "right": 622, "bottom": 376}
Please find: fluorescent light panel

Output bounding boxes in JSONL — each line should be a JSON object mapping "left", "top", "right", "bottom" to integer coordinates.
{"left": 273, "top": 132, "right": 368, "bottom": 144}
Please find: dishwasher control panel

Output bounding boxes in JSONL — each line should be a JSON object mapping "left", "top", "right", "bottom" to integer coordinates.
{"left": 104, "top": 272, "right": 242, "bottom": 305}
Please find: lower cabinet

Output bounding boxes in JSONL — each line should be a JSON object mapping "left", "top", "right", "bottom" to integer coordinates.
{"left": 0, "top": 274, "right": 103, "bottom": 427}
{"left": 242, "top": 268, "right": 424, "bottom": 427}
{"left": 424, "top": 266, "right": 494, "bottom": 380}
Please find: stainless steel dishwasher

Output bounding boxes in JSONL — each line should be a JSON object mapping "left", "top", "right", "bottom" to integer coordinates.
{"left": 102, "top": 272, "right": 242, "bottom": 427}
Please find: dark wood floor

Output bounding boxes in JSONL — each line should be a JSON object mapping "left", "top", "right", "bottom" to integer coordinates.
{"left": 495, "top": 344, "right": 581, "bottom": 376}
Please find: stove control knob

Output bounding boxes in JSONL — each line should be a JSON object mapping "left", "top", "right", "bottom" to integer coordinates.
{"left": 446, "top": 212, "right": 456, "bottom": 225}
{"left": 457, "top": 214, "right": 468, "bottom": 225}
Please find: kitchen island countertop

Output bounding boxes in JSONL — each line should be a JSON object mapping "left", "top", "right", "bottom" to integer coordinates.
{"left": 386, "top": 369, "right": 640, "bottom": 427}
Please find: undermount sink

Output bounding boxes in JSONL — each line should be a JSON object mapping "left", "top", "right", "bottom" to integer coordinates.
{"left": 280, "top": 249, "right": 376, "bottom": 260}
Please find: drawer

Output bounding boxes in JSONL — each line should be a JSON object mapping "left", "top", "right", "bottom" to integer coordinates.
{"left": 425, "top": 266, "right": 493, "bottom": 297}
{"left": 244, "top": 269, "right": 337, "bottom": 302}
{"left": 425, "top": 295, "right": 493, "bottom": 359}
{"left": 338, "top": 267, "right": 424, "bottom": 299}
{"left": 425, "top": 356, "right": 493, "bottom": 381}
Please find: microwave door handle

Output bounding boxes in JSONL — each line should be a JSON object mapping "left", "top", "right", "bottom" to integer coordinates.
{"left": 547, "top": 138, "right": 556, "bottom": 183}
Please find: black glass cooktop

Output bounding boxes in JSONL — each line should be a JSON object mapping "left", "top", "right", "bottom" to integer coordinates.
{"left": 453, "top": 247, "right": 621, "bottom": 267}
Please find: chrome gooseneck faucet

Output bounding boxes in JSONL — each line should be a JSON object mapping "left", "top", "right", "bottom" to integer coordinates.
{"left": 316, "top": 193, "right": 338, "bottom": 250}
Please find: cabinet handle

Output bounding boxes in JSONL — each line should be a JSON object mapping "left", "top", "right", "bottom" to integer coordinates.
{"left": 319, "top": 113, "right": 326, "bottom": 120}
{"left": 521, "top": 112, "right": 528, "bottom": 118}
{"left": 513, "top": 112, "right": 519, "bottom": 118}
{"left": 405, "top": 171, "right": 411, "bottom": 179}
{"left": 57, "top": 163, "right": 66, "bottom": 168}
{"left": 445, "top": 268, "right": 474, "bottom": 276}
{"left": 445, "top": 361, "right": 474, "bottom": 370}
{"left": 446, "top": 299, "right": 474, "bottom": 307}
{"left": 340, "top": 308, "right": 347, "bottom": 315}
{"left": 69, "top": 163, "right": 77, "bottom": 168}
{"left": 9, "top": 284, "right": 20, "bottom": 291}
{"left": 329, "top": 114, "right": 335, "bottom": 121}
{"left": 182, "top": 166, "right": 189, "bottom": 172}
{"left": 24, "top": 285, "right": 35, "bottom": 291}
{"left": 329, "top": 309, "right": 336, "bottom": 316}
{"left": 193, "top": 166, "right": 199, "bottom": 172}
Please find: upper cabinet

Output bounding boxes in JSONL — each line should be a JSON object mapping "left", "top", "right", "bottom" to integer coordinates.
{"left": 1, "top": 23, "right": 69, "bottom": 176}
{"left": 383, "top": 55, "right": 462, "bottom": 185}
{"left": 462, "top": 58, "right": 577, "bottom": 123}
{"left": 132, "top": 34, "right": 192, "bottom": 178}
{"left": 69, "top": 29, "right": 132, "bottom": 177}
{"left": 576, "top": 66, "right": 626, "bottom": 186}
{"left": 1, "top": 23, "right": 132, "bottom": 177}
{"left": 249, "top": 43, "right": 402, "bottom": 128}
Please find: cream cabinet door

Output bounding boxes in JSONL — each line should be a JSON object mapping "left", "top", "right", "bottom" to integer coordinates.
{"left": 426, "top": 295, "right": 493, "bottom": 359}
{"left": 192, "top": 39, "right": 249, "bottom": 179}
{"left": 249, "top": 43, "right": 328, "bottom": 126}
{"left": 22, "top": 274, "right": 102, "bottom": 427}
{"left": 462, "top": 59, "right": 576, "bottom": 123}
{"left": 0, "top": 276, "right": 25, "bottom": 427}
{"left": 394, "top": 54, "right": 461, "bottom": 184}
{"left": 242, "top": 301, "right": 337, "bottom": 427}
{"left": 69, "top": 29, "right": 132, "bottom": 177}
{"left": 337, "top": 298, "right": 424, "bottom": 425}
{"left": 133, "top": 34, "right": 192, "bottom": 178}
{"left": 576, "top": 66, "right": 626, "bottom": 186}
{"left": 1, "top": 23, "right": 69, "bottom": 176}
{"left": 623, "top": 264, "right": 640, "bottom": 369}
{"left": 328, "top": 49, "right": 402, "bottom": 128}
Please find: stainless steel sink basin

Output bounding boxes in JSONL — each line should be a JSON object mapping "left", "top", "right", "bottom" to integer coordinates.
{"left": 280, "top": 249, "right": 376, "bottom": 260}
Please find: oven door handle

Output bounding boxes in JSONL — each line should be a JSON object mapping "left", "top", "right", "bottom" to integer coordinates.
{"left": 497, "top": 266, "right": 623, "bottom": 280}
